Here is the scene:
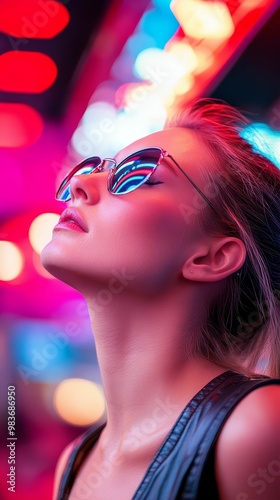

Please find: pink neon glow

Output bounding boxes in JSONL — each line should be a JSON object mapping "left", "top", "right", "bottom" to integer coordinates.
{"left": 0, "top": 103, "right": 43, "bottom": 147}
{"left": 0, "top": 51, "right": 58, "bottom": 93}
{"left": 0, "top": 0, "right": 69, "bottom": 38}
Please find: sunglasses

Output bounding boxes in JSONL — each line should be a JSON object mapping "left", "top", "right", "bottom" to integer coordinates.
{"left": 56, "top": 147, "right": 217, "bottom": 213}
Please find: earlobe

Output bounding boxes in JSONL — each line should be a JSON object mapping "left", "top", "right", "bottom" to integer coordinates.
{"left": 182, "top": 237, "right": 246, "bottom": 282}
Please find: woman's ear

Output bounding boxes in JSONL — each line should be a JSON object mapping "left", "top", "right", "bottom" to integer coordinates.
{"left": 182, "top": 237, "right": 246, "bottom": 282}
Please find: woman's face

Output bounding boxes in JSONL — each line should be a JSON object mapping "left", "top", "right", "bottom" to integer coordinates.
{"left": 41, "top": 127, "right": 216, "bottom": 295}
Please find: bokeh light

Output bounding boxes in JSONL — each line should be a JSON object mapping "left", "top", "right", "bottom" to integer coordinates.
{"left": 82, "top": 102, "right": 118, "bottom": 129}
{"left": 152, "top": 0, "right": 173, "bottom": 11}
{"left": 0, "top": 0, "right": 70, "bottom": 38}
{"left": 91, "top": 81, "right": 119, "bottom": 104}
{"left": 0, "top": 51, "right": 58, "bottom": 93}
{"left": 139, "top": 8, "right": 179, "bottom": 49}
{"left": 241, "top": 123, "right": 280, "bottom": 167}
{"left": 126, "top": 32, "right": 156, "bottom": 58}
{"left": 53, "top": 378, "right": 106, "bottom": 426}
{"left": 0, "top": 152, "right": 23, "bottom": 217}
{"left": 71, "top": 126, "right": 97, "bottom": 158}
{"left": 174, "top": 74, "right": 195, "bottom": 95}
{"left": 111, "top": 52, "right": 135, "bottom": 83}
{"left": 193, "top": 43, "right": 214, "bottom": 74}
{"left": 134, "top": 47, "right": 186, "bottom": 84}
{"left": 171, "top": 0, "right": 235, "bottom": 40}
{"left": 0, "top": 103, "right": 43, "bottom": 147}
{"left": 0, "top": 241, "right": 24, "bottom": 281}
{"left": 167, "top": 41, "right": 197, "bottom": 74}
{"left": 29, "top": 213, "right": 60, "bottom": 254}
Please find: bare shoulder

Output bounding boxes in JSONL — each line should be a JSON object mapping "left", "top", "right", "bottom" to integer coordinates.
{"left": 215, "top": 383, "right": 280, "bottom": 500}
{"left": 52, "top": 439, "right": 77, "bottom": 500}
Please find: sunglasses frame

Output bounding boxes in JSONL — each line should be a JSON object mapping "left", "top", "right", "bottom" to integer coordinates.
{"left": 55, "top": 147, "right": 219, "bottom": 215}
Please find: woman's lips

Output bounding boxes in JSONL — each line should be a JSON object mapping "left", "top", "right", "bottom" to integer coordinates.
{"left": 54, "top": 208, "right": 88, "bottom": 232}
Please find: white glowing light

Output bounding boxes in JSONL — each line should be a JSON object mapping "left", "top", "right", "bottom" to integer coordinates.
{"left": 71, "top": 126, "right": 96, "bottom": 157}
{"left": 82, "top": 102, "right": 117, "bottom": 128}
{"left": 193, "top": 43, "right": 214, "bottom": 74}
{"left": 174, "top": 74, "right": 195, "bottom": 95}
{"left": 0, "top": 241, "right": 24, "bottom": 281}
{"left": 108, "top": 112, "right": 152, "bottom": 152}
{"left": 71, "top": 124, "right": 118, "bottom": 159}
{"left": 123, "top": 84, "right": 167, "bottom": 121}
{"left": 54, "top": 378, "right": 106, "bottom": 426}
{"left": 72, "top": 102, "right": 119, "bottom": 158}
{"left": 29, "top": 213, "right": 60, "bottom": 254}
{"left": 168, "top": 41, "right": 198, "bottom": 74}
{"left": 171, "top": 0, "right": 235, "bottom": 40}
{"left": 134, "top": 48, "right": 187, "bottom": 85}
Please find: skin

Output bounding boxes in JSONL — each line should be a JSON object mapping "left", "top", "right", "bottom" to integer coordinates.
{"left": 41, "top": 128, "right": 280, "bottom": 499}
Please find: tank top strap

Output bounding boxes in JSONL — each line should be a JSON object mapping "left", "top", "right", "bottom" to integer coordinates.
{"left": 57, "top": 419, "right": 106, "bottom": 499}
{"left": 133, "top": 372, "right": 280, "bottom": 499}
{"left": 188, "top": 373, "right": 280, "bottom": 499}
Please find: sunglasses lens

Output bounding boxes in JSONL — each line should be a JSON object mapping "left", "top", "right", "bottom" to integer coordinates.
{"left": 56, "top": 158, "right": 101, "bottom": 201}
{"left": 109, "top": 149, "right": 161, "bottom": 194}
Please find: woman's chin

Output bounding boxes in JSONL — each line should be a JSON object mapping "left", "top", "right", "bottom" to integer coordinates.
{"left": 40, "top": 243, "right": 87, "bottom": 292}
{"left": 40, "top": 242, "right": 66, "bottom": 281}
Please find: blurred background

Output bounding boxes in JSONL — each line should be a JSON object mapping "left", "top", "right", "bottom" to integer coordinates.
{"left": 0, "top": 0, "right": 280, "bottom": 498}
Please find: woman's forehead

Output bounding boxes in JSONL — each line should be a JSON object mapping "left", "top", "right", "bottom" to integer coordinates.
{"left": 117, "top": 127, "right": 216, "bottom": 178}
{"left": 120, "top": 128, "right": 198, "bottom": 154}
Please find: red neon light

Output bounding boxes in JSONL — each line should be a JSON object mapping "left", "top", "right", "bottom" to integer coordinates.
{"left": 0, "top": 104, "right": 43, "bottom": 147}
{"left": 0, "top": 0, "right": 69, "bottom": 39}
{"left": 0, "top": 51, "right": 58, "bottom": 93}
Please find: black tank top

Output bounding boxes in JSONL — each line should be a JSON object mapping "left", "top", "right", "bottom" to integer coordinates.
{"left": 57, "top": 371, "right": 280, "bottom": 499}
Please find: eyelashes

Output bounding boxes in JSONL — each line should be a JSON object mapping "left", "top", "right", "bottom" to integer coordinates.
{"left": 145, "top": 180, "right": 164, "bottom": 186}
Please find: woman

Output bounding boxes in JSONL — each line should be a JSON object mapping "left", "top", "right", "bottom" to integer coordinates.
{"left": 41, "top": 98, "right": 280, "bottom": 499}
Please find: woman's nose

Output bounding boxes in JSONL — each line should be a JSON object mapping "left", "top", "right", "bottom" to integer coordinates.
{"left": 69, "top": 171, "right": 106, "bottom": 204}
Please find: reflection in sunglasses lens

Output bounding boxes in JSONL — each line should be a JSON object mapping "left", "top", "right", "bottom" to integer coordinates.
{"left": 110, "top": 152, "right": 159, "bottom": 194}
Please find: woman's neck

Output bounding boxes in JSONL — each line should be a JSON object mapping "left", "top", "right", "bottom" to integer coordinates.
{"left": 85, "top": 284, "right": 227, "bottom": 455}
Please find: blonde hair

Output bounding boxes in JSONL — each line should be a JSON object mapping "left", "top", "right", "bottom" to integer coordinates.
{"left": 166, "top": 98, "right": 280, "bottom": 377}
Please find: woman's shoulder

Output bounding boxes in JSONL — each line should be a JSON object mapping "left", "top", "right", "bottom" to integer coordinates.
{"left": 52, "top": 439, "right": 77, "bottom": 500}
{"left": 215, "top": 382, "right": 280, "bottom": 500}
